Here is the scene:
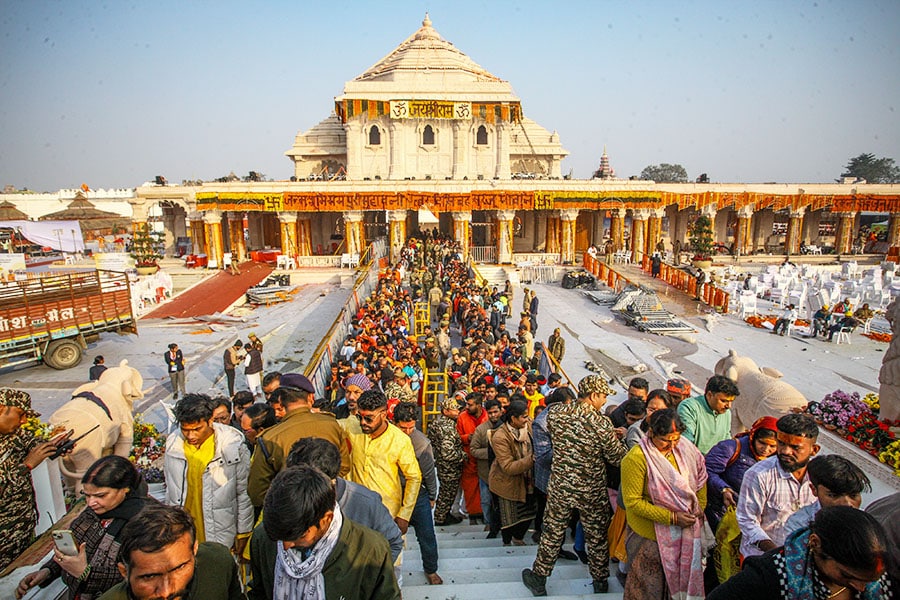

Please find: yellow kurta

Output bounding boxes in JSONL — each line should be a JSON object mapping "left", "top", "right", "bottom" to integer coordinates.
{"left": 347, "top": 423, "right": 422, "bottom": 521}
{"left": 183, "top": 435, "right": 215, "bottom": 543}
{"left": 620, "top": 444, "right": 707, "bottom": 541}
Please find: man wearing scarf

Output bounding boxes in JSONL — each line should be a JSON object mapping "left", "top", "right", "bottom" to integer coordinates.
{"left": 249, "top": 466, "right": 399, "bottom": 600}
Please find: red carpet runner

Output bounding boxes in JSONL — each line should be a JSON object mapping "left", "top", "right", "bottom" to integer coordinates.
{"left": 143, "top": 261, "right": 275, "bottom": 319}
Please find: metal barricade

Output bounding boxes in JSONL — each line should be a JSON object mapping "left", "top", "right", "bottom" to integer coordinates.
{"left": 421, "top": 368, "right": 449, "bottom": 433}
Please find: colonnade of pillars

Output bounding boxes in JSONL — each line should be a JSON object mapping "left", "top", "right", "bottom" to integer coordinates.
{"left": 172, "top": 206, "right": 900, "bottom": 270}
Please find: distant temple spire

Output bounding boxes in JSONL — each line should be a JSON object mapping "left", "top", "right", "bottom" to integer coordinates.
{"left": 592, "top": 146, "right": 616, "bottom": 179}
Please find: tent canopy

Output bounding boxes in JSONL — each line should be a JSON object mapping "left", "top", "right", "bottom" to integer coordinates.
{"left": 39, "top": 195, "right": 131, "bottom": 233}
{"left": 0, "top": 220, "right": 85, "bottom": 252}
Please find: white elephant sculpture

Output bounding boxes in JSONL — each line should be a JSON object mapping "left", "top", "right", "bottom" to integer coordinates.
{"left": 714, "top": 349, "right": 807, "bottom": 433}
{"left": 49, "top": 359, "right": 145, "bottom": 493}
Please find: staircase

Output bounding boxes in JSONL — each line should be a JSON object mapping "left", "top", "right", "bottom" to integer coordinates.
{"left": 475, "top": 265, "right": 514, "bottom": 288}
{"left": 401, "top": 522, "right": 626, "bottom": 599}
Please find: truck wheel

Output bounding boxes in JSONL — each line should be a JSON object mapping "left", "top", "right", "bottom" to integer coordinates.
{"left": 45, "top": 340, "right": 83, "bottom": 370}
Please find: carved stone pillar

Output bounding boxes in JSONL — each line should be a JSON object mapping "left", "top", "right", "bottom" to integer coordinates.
{"left": 887, "top": 213, "right": 900, "bottom": 248}
{"left": 610, "top": 209, "right": 625, "bottom": 251}
{"left": 559, "top": 209, "right": 579, "bottom": 264}
{"left": 227, "top": 212, "right": 246, "bottom": 260}
{"left": 834, "top": 212, "right": 857, "bottom": 255}
{"left": 735, "top": 205, "right": 754, "bottom": 256}
{"left": 645, "top": 209, "right": 663, "bottom": 256}
{"left": 202, "top": 210, "right": 224, "bottom": 268}
{"left": 188, "top": 217, "right": 206, "bottom": 256}
{"left": 387, "top": 209, "right": 407, "bottom": 263}
{"left": 545, "top": 213, "right": 561, "bottom": 254}
{"left": 343, "top": 210, "right": 366, "bottom": 256}
{"left": 495, "top": 209, "right": 517, "bottom": 264}
{"left": 451, "top": 211, "right": 472, "bottom": 259}
{"left": 451, "top": 121, "right": 465, "bottom": 180}
{"left": 345, "top": 120, "right": 363, "bottom": 180}
{"left": 388, "top": 122, "right": 402, "bottom": 180}
{"left": 631, "top": 209, "right": 648, "bottom": 263}
{"left": 278, "top": 212, "right": 298, "bottom": 258}
{"left": 297, "top": 214, "right": 312, "bottom": 256}
{"left": 495, "top": 122, "right": 510, "bottom": 179}
{"left": 785, "top": 207, "right": 805, "bottom": 255}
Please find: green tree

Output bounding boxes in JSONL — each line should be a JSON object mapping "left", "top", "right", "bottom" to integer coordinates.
{"left": 841, "top": 153, "right": 900, "bottom": 183}
{"left": 639, "top": 163, "right": 689, "bottom": 183}
{"left": 688, "top": 214, "right": 714, "bottom": 260}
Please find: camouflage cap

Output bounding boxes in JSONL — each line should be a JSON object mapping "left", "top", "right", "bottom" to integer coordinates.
{"left": 577, "top": 375, "right": 615, "bottom": 398}
{"left": 0, "top": 388, "right": 39, "bottom": 418}
{"left": 440, "top": 397, "right": 463, "bottom": 411}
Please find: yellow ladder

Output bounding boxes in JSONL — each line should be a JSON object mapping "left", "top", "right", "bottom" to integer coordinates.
{"left": 421, "top": 368, "right": 448, "bottom": 433}
{"left": 413, "top": 301, "right": 430, "bottom": 340}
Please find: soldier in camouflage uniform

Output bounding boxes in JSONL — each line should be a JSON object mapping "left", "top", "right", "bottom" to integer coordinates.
{"left": 0, "top": 389, "right": 67, "bottom": 571}
{"left": 522, "top": 375, "right": 628, "bottom": 596}
{"left": 427, "top": 397, "right": 466, "bottom": 526}
{"left": 383, "top": 368, "right": 416, "bottom": 405}
{"left": 422, "top": 337, "right": 441, "bottom": 371}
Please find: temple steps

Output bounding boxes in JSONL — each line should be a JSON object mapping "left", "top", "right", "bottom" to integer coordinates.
{"left": 401, "top": 523, "right": 625, "bottom": 600}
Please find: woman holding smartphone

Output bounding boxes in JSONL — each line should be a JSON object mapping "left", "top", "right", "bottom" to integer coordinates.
{"left": 16, "top": 456, "right": 153, "bottom": 600}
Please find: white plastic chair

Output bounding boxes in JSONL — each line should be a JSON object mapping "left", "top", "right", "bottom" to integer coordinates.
{"left": 834, "top": 327, "right": 852, "bottom": 345}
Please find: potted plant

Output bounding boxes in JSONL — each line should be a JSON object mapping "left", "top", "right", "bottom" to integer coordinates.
{"left": 130, "top": 223, "right": 164, "bottom": 275}
{"left": 689, "top": 214, "right": 714, "bottom": 269}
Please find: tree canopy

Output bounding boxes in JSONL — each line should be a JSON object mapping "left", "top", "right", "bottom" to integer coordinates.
{"left": 639, "top": 163, "right": 689, "bottom": 183}
{"left": 841, "top": 153, "right": 900, "bottom": 184}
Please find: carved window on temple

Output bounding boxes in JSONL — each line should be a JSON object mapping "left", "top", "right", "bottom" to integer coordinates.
{"left": 422, "top": 125, "right": 435, "bottom": 145}
{"left": 368, "top": 126, "right": 381, "bottom": 146}
{"left": 476, "top": 125, "right": 488, "bottom": 145}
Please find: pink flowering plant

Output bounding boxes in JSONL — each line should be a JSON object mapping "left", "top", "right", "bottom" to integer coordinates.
{"left": 806, "top": 390, "right": 868, "bottom": 430}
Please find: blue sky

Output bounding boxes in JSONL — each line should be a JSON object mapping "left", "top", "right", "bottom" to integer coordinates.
{"left": 1, "top": 0, "right": 898, "bottom": 191}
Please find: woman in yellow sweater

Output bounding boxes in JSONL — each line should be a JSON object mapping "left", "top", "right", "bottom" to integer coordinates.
{"left": 621, "top": 408, "right": 708, "bottom": 600}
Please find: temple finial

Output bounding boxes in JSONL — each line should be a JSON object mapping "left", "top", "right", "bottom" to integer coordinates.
{"left": 423, "top": 12, "right": 431, "bottom": 27}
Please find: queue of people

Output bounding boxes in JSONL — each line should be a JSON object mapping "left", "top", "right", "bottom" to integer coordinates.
{"left": 2, "top": 228, "right": 898, "bottom": 600}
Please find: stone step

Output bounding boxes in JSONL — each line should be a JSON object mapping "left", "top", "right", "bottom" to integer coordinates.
{"left": 401, "top": 578, "right": 624, "bottom": 600}
{"left": 400, "top": 520, "right": 624, "bottom": 600}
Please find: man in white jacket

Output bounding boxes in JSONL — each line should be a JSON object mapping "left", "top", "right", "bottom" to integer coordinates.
{"left": 165, "top": 393, "right": 253, "bottom": 558}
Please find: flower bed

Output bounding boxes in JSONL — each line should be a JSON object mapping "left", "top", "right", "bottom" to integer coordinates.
{"left": 805, "top": 391, "right": 897, "bottom": 476}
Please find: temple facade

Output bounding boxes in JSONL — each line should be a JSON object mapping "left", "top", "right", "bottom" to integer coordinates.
{"left": 119, "top": 15, "right": 900, "bottom": 268}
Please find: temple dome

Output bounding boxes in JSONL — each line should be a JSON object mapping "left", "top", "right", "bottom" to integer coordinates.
{"left": 341, "top": 14, "right": 518, "bottom": 102}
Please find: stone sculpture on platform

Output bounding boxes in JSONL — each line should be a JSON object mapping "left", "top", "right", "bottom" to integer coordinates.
{"left": 49, "top": 359, "right": 144, "bottom": 493}
{"left": 714, "top": 349, "right": 808, "bottom": 432}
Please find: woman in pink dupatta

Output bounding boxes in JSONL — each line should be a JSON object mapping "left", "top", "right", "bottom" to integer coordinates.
{"left": 621, "top": 408, "right": 708, "bottom": 600}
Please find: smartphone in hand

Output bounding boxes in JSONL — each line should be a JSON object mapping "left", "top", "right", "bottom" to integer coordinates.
{"left": 51, "top": 530, "right": 78, "bottom": 556}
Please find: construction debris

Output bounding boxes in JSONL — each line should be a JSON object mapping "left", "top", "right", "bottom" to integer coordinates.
{"left": 585, "top": 284, "right": 696, "bottom": 335}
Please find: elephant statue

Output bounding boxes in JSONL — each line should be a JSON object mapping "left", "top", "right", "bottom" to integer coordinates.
{"left": 714, "top": 349, "right": 807, "bottom": 433}
{"left": 49, "top": 359, "right": 145, "bottom": 493}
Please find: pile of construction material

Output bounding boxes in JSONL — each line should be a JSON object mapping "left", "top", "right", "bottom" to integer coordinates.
{"left": 246, "top": 274, "right": 294, "bottom": 305}
{"left": 585, "top": 284, "right": 695, "bottom": 335}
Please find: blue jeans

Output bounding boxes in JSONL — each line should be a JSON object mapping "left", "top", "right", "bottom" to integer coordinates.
{"left": 479, "top": 478, "right": 494, "bottom": 527}
{"left": 408, "top": 487, "right": 439, "bottom": 574}
{"left": 574, "top": 521, "right": 585, "bottom": 552}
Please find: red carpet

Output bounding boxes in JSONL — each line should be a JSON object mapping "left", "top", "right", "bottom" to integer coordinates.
{"left": 143, "top": 261, "right": 275, "bottom": 319}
